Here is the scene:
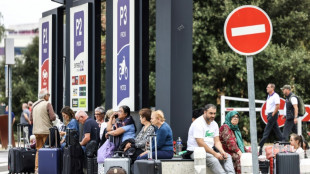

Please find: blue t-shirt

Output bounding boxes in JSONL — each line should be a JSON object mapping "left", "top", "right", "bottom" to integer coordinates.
{"left": 152, "top": 122, "right": 173, "bottom": 151}
{"left": 5, "top": 111, "right": 15, "bottom": 122}
{"left": 121, "top": 124, "right": 136, "bottom": 142}
{"left": 83, "top": 118, "right": 100, "bottom": 143}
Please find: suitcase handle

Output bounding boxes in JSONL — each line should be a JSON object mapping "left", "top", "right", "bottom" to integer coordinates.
{"left": 148, "top": 134, "right": 157, "bottom": 160}
{"left": 17, "top": 123, "right": 29, "bottom": 148}
{"left": 49, "top": 127, "right": 58, "bottom": 148}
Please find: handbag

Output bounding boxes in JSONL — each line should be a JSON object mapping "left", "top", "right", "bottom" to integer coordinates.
{"left": 97, "top": 139, "right": 115, "bottom": 163}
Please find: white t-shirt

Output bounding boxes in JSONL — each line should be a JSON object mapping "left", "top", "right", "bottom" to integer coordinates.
{"left": 100, "top": 122, "right": 107, "bottom": 140}
{"left": 294, "top": 147, "right": 305, "bottom": 159}
{"left": 187, "top": 115, "right": 219, "bottom": 151}
{"left": 266, "top": 92, "right": 280, "bottom": 113}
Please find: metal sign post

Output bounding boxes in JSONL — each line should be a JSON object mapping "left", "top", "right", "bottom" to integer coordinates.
{"left": 224, "top": 6, "right": 273, "bottom": 173}
{"left": 5, "top": 38, "right": 15, "bottom": 149}
{"left": 246, "top": 56, "right": 259, "bottom": 173}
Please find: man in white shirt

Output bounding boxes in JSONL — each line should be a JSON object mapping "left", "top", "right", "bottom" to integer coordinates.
{"left": 187, "top": 104, "right": 235, "bottom": 174}
{"left": 258, "top": 83, "right": 283, "bottom": 155}
{"left": 281, "top": 85, "right": 298, "bottom": 141}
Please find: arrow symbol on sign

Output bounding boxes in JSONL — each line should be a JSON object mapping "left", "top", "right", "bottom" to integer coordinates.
{"left": 231, "top": 24, "right": 266, "bottom": 37}
{"left": 302, "top": 106, "right": 310, "bottom": 121}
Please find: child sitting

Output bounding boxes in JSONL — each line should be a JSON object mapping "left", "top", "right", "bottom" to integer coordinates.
{"left": 290, "top": 133, "right": 304, "bottom": 159}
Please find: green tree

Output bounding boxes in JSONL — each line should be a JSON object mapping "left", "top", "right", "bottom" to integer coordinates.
{"left": 0, "top": 36, "right": 39, "bottom": 123}
{"left": 0, "top": 13, "right": 5, "bottom": 41}
{"left": 147, "top": 0, "right": 310, "bottom": 142}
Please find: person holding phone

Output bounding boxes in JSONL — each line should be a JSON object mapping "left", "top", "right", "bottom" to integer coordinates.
{"left": 105, "top": 105, "right": 136, "bottom": 149}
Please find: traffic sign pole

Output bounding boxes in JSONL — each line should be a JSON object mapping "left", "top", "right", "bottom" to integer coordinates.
{"left": 246, "top": 56, "right": 259, "bottom": 174}
{"left": 224, "top": 6, "right": 273, "bottom": 174}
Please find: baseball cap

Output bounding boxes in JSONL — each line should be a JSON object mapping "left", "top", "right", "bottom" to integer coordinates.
{"left": 280, "top": 85, "right": 291, "bottom": 90}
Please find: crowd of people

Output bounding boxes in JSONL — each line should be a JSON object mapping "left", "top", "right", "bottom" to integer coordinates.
{"left": 7, "top": 84, "right": 310, "bottom": 174}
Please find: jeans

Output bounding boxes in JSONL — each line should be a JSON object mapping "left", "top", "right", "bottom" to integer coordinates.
{"left": 259, "top": 112, "right": 283, "bottom": 149}
{"left": 34, "top": 134, "right": 48, "bottom": 170}
{"left": 191, "top": 152, "right": 235, "bottom": 174}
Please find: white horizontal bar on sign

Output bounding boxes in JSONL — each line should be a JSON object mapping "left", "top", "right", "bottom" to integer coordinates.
{"left": 225, "top": 108, "right": 261, "bottom": 112}
{"left": 231, "top": 24, "right": 266, "bottom": 37}
{"left": 223, "top": 96, "right": 265, "bottom": 104}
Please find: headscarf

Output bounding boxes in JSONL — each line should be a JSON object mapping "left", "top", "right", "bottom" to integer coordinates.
{"left": 224, "top": 111, "right": 245, "bottom": 153}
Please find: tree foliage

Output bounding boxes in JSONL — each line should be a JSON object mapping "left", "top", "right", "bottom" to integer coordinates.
{"left": 147, "top": 0, "right": 310, "bottom": 142}
{"left": 0, "top": 37, "right": 39, "bottom": 123}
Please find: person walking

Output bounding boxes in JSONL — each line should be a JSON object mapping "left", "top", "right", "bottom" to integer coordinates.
{"left": 281, "top": 85, "right": 298, "bottom": 141}
{"left": 29, "top": 89, "right": 56, "bottom": 173}
{"left": 259, "top": 83, "right": 283, "bottom": 155}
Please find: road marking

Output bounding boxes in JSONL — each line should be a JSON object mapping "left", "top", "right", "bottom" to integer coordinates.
{"left": 231, "top": 24, "right": 265, "bottom": 36}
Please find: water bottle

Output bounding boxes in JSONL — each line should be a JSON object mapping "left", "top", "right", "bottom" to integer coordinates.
{"left": 176, "top": 137, "right": 183, "bottom": 155}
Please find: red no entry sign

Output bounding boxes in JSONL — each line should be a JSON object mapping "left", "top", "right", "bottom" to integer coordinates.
{"left": 224, "top": 5, "right": 272, "bottom": 55}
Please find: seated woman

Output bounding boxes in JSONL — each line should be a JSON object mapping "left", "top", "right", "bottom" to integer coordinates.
{"left": 105, "top": 105, "right": 136, "bottom": 148}
{"left": 121, "top": 108, "right": 155, "bottom": 160}
{"left": 219, "top": 111, "right": 248, "bottom": 174}
{"left": 137, "top": 110, "right": 174, "bottom": 160}
{"left": 98, "top": 109, "right": 115, "bottom": 147}
{"left": 60, "top": 106, "right": 79, "bottom": 148}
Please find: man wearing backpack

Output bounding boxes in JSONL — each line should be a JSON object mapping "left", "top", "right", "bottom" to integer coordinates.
{"left": 281, "top": 85, "right": 300, "bottom": 141}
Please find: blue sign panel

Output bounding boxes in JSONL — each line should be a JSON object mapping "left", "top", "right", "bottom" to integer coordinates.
{"left": 117, "top": 0, "right": 130, "bottom": 105}
{"left": 74, "top": 11, "right": 84, "bottom": 60}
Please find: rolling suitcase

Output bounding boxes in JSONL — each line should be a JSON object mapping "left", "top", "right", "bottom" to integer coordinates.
{"left": 133, "top": 134, "right": 162, "bottom": 174}
{"left": 87, "top": 157, "right": 98, "bottom": 174}
{"left": 275, "top": 152, "right": 300, "bottom": 174}
{"left": 104, "top": 134, "right": 131, "bottom": 174}
{"left": 8, "top": 123, "right": 36, "bottom": 174}
{"left": 86, "top": 127, "right": 99, "bottom": 174}
{"left": 38, "top": 127, "right": 62, "bottom": 174}
{"left": 62, "top": 129, "right": 84, "bottom": 174}
{"left": 104, "top": 157, "right": 131, "bottom": 174}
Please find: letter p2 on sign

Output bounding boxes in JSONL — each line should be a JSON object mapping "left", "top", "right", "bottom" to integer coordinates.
{"left": 224, "top": 5, "right": 272, "bottom": 55}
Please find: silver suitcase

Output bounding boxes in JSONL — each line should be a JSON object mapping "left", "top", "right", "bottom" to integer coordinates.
{"left": 104, "top": 157, "right": 131, "bottom": 174}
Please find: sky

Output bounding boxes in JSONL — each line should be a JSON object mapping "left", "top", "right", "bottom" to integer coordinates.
{"left": 0, "top": 0, "right": 62, "bottom": 28}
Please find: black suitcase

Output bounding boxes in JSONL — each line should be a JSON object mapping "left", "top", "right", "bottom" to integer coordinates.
{"left": 133, "top": 134, "right": 162, "bottom": 174}
{"left": 65, "top": 128, "right": 79, "bottom": 146}
{"left": 276, "top": 152, "right": 300, "bottom": 174}
{"left": 8, "top": 124, "right": 36, "bottom": 173}
{"left": 87, "top": 157, "right": 98, "bottom": 174}
{"left": 62, "top": 129, "right": 84, "bottom": 174}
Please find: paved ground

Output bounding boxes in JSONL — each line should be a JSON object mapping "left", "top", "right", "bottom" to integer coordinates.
{"left": 0, "top": 150, "right": 8, "bottom": 174}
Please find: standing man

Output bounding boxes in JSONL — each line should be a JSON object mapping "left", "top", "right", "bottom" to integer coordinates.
{"left": 258, "top": 83, "right": 283, "bottom": 155}
{"left": 281, "top": 85, "right": 298, "bottom": 141}
{"left": 187, "top": 104, "right": 235, "bottom": 174}
{"left": 75, "top": 110, "right": 99, "bottom": 151}
{"left": 20, "top": 103, "right": 31, "bottom": 143}
{"left": 30, "top": 89, "right": 56, "bottom": 173}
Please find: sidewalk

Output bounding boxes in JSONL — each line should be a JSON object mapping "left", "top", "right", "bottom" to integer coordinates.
{"left": 0, "top": 150, "right": 8, "bottom": 174}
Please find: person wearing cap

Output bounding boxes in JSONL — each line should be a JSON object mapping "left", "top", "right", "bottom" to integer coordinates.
{"left": 258, "top": 83, "right": 283, "bottom": 155}
{"left": 281, "top": 85, "right": 298, "bottom": 141}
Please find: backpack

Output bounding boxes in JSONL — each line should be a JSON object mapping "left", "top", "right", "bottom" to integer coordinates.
{"left": 289, "top": 94, "right": 305, "bottom": 116}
